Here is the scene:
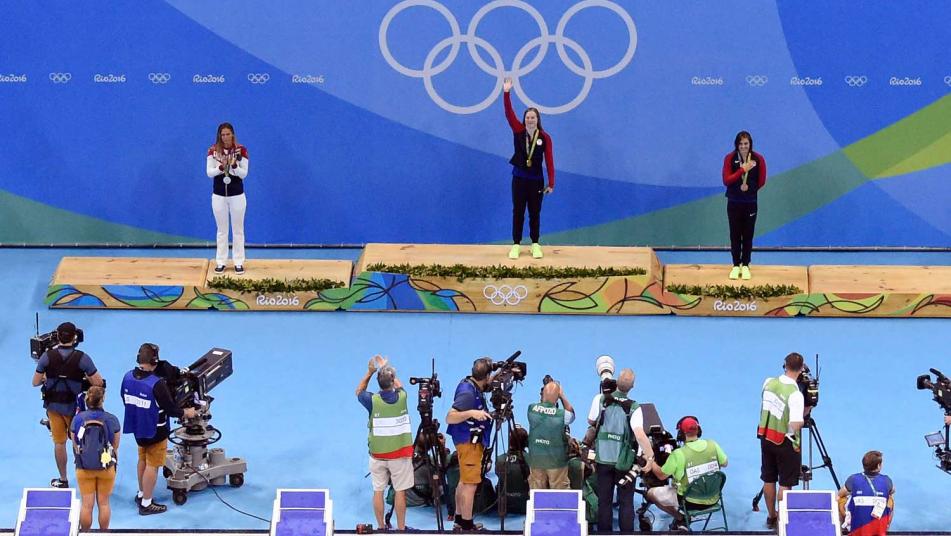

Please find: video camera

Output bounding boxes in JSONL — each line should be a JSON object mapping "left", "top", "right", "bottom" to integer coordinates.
{"left": 30, "top": 323, "right": 84, "bottom": 361}
{"left": 170, "top": 348, "right": 234, "bottom": 412}
{"left": 410, "top": 358, "right": 442, "bottom": 430}
{"left": 797, "top": 356, "right": 821, "bottom": 408}
{"left": 488, "top": 351, "right": 527, "bottom": 420}
{"left": 618, "top": 403, "right": 677, "bottom": 488}
{"left": 917, "top": 368, "right": 951, "bottom": 413}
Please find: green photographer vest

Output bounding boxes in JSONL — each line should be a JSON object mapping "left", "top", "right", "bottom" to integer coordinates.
{"left": 526, "top": 401, "right": 568, "bottom": 469}
{"left": 595, "top": 391, "right": 638, "bottom": 467}
{"left": 368, "top": 390, "right": 413, "bottom": 457}
{"left": 758, "top": 378, "right": 800, "bottom": 450}
{"left": 675, "top": 440, "right": 722, "bottom": 505}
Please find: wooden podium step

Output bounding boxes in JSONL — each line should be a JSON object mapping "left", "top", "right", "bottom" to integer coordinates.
{"left": 804, "top": 265, "right": 951, "bottom": 317}
{"left": 662, "top": 264, "right": 810, "bottom": 316}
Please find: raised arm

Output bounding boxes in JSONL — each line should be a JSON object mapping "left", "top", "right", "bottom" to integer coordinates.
{"left": 503, "top": 81, "right": 524, "bottom": 134}
{"left": 722, "top": 153, "right": 744, "bottom": 186}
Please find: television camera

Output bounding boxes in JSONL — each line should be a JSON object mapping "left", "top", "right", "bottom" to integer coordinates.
{"left": 163, "top": 347, "right": 247, "bottom": 506}
{"left": 488, "top": 351, "right": 527, "bottom": 421}
{"left": 917, "top": 369, "right": 951, "bottom": 475}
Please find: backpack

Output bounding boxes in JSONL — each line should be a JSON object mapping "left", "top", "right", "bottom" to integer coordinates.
{"left": 74, "top": 417, "right": 115, "bottom": 470}
{"left": 596, "top": 398, "right": 637, "bottom": 472}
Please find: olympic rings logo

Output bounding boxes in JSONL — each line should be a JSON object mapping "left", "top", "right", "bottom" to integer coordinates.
{"left": 745, "top": 75, "right": 768, "bottom": 87}
{"left": 148, "top": 73, "right": 171, "bottom": 84}
{"left": 483, "top": 284, "right": 529, "bottom": 306}
{"left": 247, "top": 73, "right": 270, "bottom": 84}
{"left": 379, "top": 0, "right": 637, "bottom": 115}
{"left": 845, "top": 75, "right": 868, "bottom": 87}
{"left": 48, "top": 72, "right": 72, "bottom": 84}
{"left": 944, "top": 75, "right": 951, "bottom": 87}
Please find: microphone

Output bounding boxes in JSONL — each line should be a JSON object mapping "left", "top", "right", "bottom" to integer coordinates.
{"left": 504, "top": 351, "right": 522, "bottom": 363}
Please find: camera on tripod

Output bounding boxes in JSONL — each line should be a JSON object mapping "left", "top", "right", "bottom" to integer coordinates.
{"left": 409, "top": 359, "right": 442, "bottom": 432}
{"left": 797, "top": 359, "right": 820, "bottom": 408}
{"left": 917, "top": 368, "right": 951, "bottom": 413}
{"left": 488, "top": 351, "right": 527, "bottom": 419}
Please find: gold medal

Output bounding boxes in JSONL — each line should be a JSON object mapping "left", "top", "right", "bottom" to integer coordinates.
{"left": 526, "top": 159, "right": 532, "bottom": 167}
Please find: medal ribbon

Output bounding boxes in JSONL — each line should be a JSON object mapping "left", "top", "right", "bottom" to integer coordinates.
{"left": 525, "top": 129, "right": 539, "bottom": 167}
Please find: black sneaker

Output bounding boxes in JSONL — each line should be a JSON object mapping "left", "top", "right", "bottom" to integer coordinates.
{"left": 139, "top": 501, "right": 168, "bottom": 515}
{"left": 766, "top": 515, "right": 778, "bottom": 530}
{"left": 214, "top": 265, "right": 226, "bottom": 274}
{"left": 50, "top": 478, "right": 68, "bottom": 488}
{"left": 234, "top": 265, "right": 245, "bottom": 275}
{"left": 452, "top": 522, "right": 484, "bottom": 532}
{"left": 669, "top": 520, "right": 690, "bottom": 532}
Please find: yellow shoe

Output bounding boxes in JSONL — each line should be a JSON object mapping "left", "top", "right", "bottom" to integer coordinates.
{"left": 508, "top": 244, "right": 520, "bottom": 259}
{"left": 741, "top": 265, "right": 752, "bottom": 280}
{"left": 728, "top": 266, "right": 740, "bottom": 280}
{"left": 531, "top": 243, "right": 543, "bottom": 259}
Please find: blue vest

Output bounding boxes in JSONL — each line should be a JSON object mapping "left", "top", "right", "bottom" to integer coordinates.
{"left": 446, "top": 379, "right": 492, "bottom": 446}
{"left": 847, "top": 472, "right": 893, "bottom": 532}
{"left": 121, "top": 371, "right": 161, "bottom": 439}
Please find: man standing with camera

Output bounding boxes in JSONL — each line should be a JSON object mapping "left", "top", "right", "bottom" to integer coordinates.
{"left": 121, "top": 343, "right": 196, "bottom": 515}
{"left": 32, "top": 322, "right": 104, "bottom": 488}
{"left": 757, "top": 352, "right": 808, "bottom": 529}
{"left": 446, "top": 357, "right": 499, "bottom": 532}
{"left": 587, "top": 367, "right": 654, "bottom": 533}
{"left": 356, "top": 355, "right": 413, "bottom": 532}
{"left": 526, "top": 380, "right": 575, "bottom": 490}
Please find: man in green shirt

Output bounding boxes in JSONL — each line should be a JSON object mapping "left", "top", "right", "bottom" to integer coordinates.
{"left": 646, "top": 416, "right": 728, "bottom": 531}
{"left": 526, "top": 381, "right": 575, "bottom": 489}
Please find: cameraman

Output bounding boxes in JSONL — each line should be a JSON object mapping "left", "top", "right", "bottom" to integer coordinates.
{"left": 526, "top": 381, "right": 575, "bottom": 489}
{"left": 586, "top": 368, "right": 654, "bottom": 533}
{"left": 121, "top": 343, "right": 197, "bottom": 515}
{"left": 31, "top": 322, "right": 103, "bottom": 488}
{"left": 757, "top": 352, "right": 808, "bottom": 529}
{"left": 446, "top": 357, "right": 505, "bottom": 532}
{"left": 646, "top": 416, "right": 728, "bottom": 531}
{"left": 355, "top": 355, "right": 413, "bottom": 532}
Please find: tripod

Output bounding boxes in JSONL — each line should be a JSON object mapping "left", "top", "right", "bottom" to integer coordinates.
{"left": 483, "top": 399, "right": 517, "bottom": 530}
{"left": 801, "top": 416, "right": 840, "bottom": 490}
{"left": 419, "top": 420, "right": 448, "bottom": 532}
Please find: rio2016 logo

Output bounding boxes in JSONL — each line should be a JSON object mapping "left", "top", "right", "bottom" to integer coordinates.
{"left": 379, "top": 0, "right": 637, "bottom": 115}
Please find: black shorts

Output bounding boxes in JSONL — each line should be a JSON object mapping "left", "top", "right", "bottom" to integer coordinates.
{"left": 760, "top": 437, "right": 801, "bottom": 487}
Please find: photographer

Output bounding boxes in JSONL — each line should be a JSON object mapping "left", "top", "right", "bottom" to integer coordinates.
{"left": 646, "top": 416, "right": 728, "bottom": 531}
{"left": 946, "top": 415, "right": 951, "bottom": 426}
{"left": 121, "top": 343, "right": 197, "bottom": 515}
{"left": 837, "top": 450, "right": 895, "bottom": 536}
{"left": 356, "top": 355, "right": 413, "bottom": 532}
{"left": 526, "top": 380, "right": 575, "bottom": 489}
{"left": 586, "top": 368, "right": 654, "bottom": 533}
{"left": 445, "top": 357, "right": 503, "bottom": 532}
{"left": 31, "top": 322, "right": 104, "bottom": 488}
{"left": 757, "top": 352, "right": 808, "bottom": 529}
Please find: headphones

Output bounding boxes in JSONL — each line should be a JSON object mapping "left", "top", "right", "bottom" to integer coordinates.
{"left": 675, "top": 415, "right": 702, "bottom": 443}
{"left": 136, "top": 343, "right": 160, "bottom": 366}
{"left": 471, "top": 357, "right": 493, "bottom": 381}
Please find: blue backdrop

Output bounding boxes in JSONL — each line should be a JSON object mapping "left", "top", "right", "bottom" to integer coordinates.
{"left": 0, "top": 0, "right": 948, "bottom": 246}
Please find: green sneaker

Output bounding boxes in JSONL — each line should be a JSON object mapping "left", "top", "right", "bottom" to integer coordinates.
{"left": 728, "top": 266, "right": 740, "bottom": 280}
{"left": 741, "top": 265, "right": 752, "bottom": 280}
{"left": 508, "top": 244, "right": 520, "bottom": 259}
{"left": 531, "top": 243, "right": 543, "bottom": 258}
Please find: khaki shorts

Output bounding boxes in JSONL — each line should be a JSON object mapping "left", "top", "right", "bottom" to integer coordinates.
{"left": 369, "top": 456, "right": 414, "bottom": 492}
{"left": 47, "top": 410, "right": 73, "bottom": 444}
{"left": 76, "top": 467, "right": 116, "bottom": 496}
{"left": 528, "top": 466, "right": 570, "bottom": 490}
{"left": 138, "top": 439, "right": 168, "bottom": 468}
{"left": 456, "top": 443, "right": 484, "bottom": 485}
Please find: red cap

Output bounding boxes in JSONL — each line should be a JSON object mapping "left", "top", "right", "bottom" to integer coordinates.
{"left": 679, "top": 417, "right": 699, "bottom": 434}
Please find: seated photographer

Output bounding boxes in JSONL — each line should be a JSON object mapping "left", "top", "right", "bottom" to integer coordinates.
{"left": 31, "top": 322, "right": 104, "bottom": 488}
{"left": 586, "top": 368, "right": 654, "bottom": 533}
{"left": 837, "top": 450, "right": 895, "bottom": 536}
{"left": 646, "top": 416, "right": 728, "bottom": 531}
{"left": 355, "top": 355, "right": 414, "bottom": 532}
{"left": 527, "top": 380, "right": 575, "bottom": 489}
{"left": 121, "top": 343, "right": 197, "bottom": 515}
{"left": 446, "top": 357, "right": 503, "bottom": 532}
{"left": 70, "top": 386, "right": 120, "bottom": 530}
{"left": 495, "top": 425, "right": 531, "bottom": 515}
